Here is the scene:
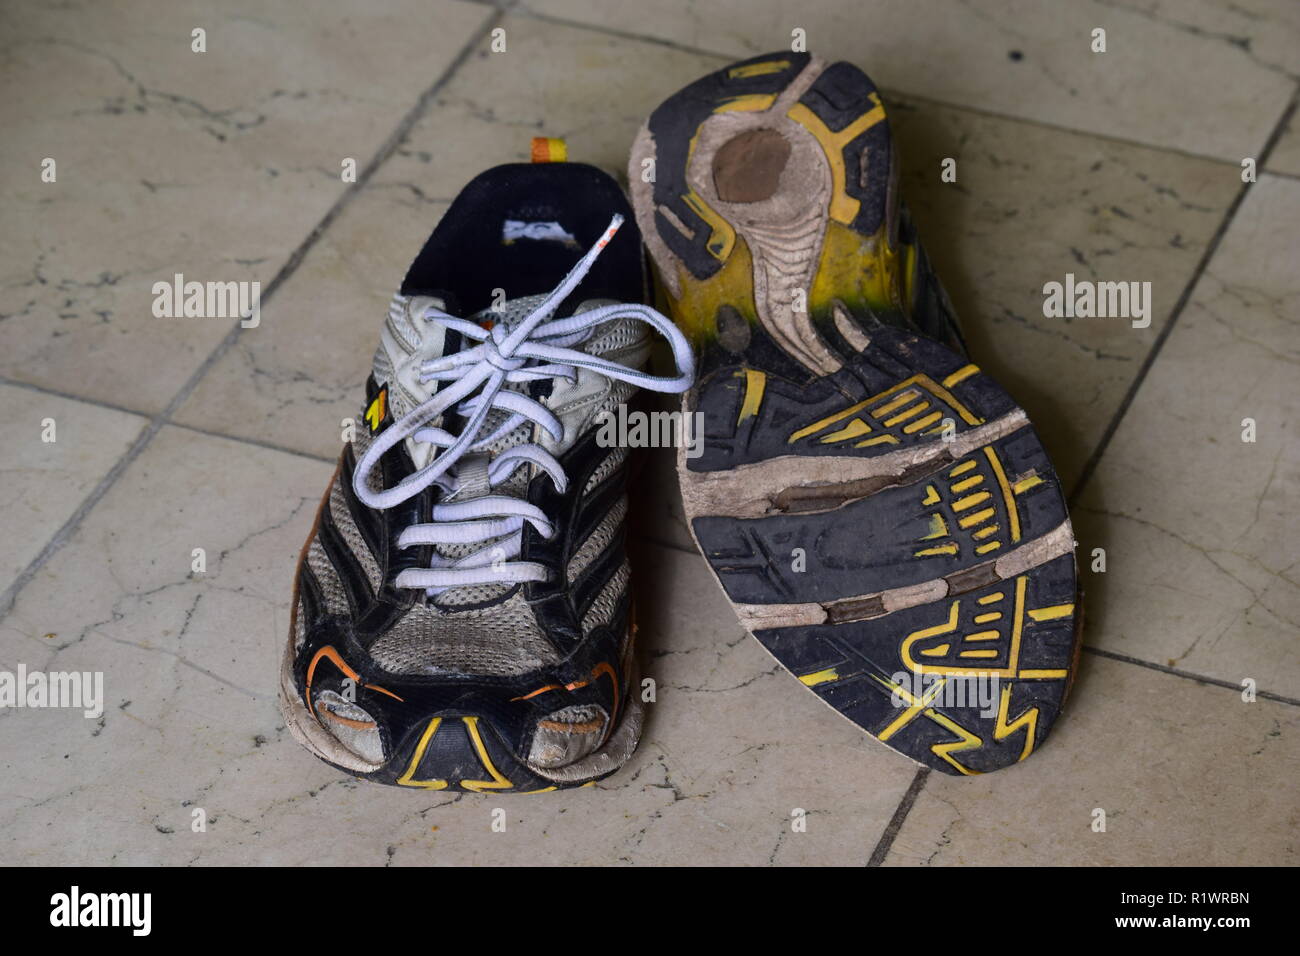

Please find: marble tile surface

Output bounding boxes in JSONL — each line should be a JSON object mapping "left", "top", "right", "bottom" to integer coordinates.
{"left": 884, "top": 654, "right": 1299, "bottom": 866}
{"left": 1073, "top": 175, "right": 1300, "bottom": 696}
{"left": 0, "top": 0, "right": 491, "bottom": 415}
{"left": 0, "top": 386, "right": 146, "bottom": 595}
{"left": 524, "top": 0, "right": 1299, "bottom": 161}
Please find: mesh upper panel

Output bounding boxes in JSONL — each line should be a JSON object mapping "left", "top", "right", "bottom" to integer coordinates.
{"left": 330, "top": 477, "right": 381, "bottom": 593}
{"left": 367, "top": 589, "right": 557, "bottom": 676}
{"left": 584, "top": 446, "right": 629, "bottom": 496}
{"left": 567, "top": 496, "right": 627, "bottom": 583}
{"left": 581, "top": 560, "right": 631, "bottom": 636}
{"left": 306, "top": 537, "right": 350, "bottom": 616}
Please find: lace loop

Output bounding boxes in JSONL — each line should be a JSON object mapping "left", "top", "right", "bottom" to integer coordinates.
{"left": 352, "top": 214, "right": 694, "bottom": 594}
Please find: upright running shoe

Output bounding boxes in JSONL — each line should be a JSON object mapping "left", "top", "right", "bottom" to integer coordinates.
{"left": 280, "top": 156, "right": 693, "bottom": 791}
{"left": 630, "top": 54, "right": 1080, "bottom": 775}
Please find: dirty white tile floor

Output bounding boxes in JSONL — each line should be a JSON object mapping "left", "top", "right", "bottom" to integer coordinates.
{"left": 1, "top": 0, "right": 1296, "bottom": 865}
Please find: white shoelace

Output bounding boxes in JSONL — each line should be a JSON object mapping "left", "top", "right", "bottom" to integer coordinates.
{"left": 352, "top": 214, "right": 695, "bottom": 594}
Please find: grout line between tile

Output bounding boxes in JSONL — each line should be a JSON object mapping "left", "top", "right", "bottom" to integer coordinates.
{"left": 167, "top": 422, "right": 337, "bottom": 465}
{"left": 1084, "top": 647, "right": 1300, "bottom": 707}
{"left": 867, "top": 766, "right": 930, "bottom": 866}
{"left": 1067, "top": 93, "right": 1299, "bottom": 508}
{"left": 0, "top": 418, "right": 154, "bottom": 616}
{"left": 0, "top": 374, "right": 153, "bottom": 421}
{"left": 0, "top": 9, "right": 503, "bottom": 617}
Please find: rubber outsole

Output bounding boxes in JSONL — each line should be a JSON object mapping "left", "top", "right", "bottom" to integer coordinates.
{"left": 630, "top": 52, "right": 1081, "bottom": 775}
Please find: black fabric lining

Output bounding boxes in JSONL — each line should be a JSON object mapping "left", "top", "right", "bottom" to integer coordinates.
{"left": 400, "top": 163, "right": 643, "bottom": 318}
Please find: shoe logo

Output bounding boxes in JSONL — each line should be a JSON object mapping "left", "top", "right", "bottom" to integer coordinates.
{"left": 502, "top": 219, "right": 578, "bottom": 248}
{"left": 365, "top": 384, "right": 389, "bottom": 433}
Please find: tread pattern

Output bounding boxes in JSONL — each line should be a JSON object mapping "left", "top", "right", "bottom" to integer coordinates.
{"left": 631, "top": 53, "right": 1081, "bottom": 774}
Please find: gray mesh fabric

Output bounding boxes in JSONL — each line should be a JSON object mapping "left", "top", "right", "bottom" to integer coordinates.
{"left": 583, "top": 447, "right": 629, "bottom": 496}
{"left": 329, "top": 477, "right": 381, "bottom": 593}
{"left": 368, "top": 589, "right": 558, "bottom": 676}
{"left": 567, "top": 496, "right": 628, "bottom": 583}
{"left": 581, "top": 560, "right": 631, "bottom": 636}
{"left": 306, "top": 537, "right": 350, "bottom": 616}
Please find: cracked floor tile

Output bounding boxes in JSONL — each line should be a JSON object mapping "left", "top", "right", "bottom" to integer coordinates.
{"left": 0, "top": 385, "right": 146, "bottom": 595}
{"left": 1074, "top": 175, "right": 1300, "bottom": 696}
{"left": 0, "top": 0, "right": 490, "bottom": 414}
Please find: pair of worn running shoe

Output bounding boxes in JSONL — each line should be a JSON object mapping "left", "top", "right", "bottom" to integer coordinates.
{"left": 279, "top": 52, "right": 1080, "bottom": 791}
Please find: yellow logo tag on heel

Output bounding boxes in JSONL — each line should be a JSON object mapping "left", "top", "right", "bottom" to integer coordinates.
{"left": 530, "top": 137, "right": 567, "bottom": 163}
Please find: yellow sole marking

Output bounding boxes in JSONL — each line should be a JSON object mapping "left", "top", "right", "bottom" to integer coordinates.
{"left": 983, "top": 446, "right": 1021, "bottom": 542}
{"left": 714, "top": 93, "right": 778, "bottom": 113}
{"left": 974, "top": 612, "right": 1002, "bottom": 623}
{"left": 882, "top": 400, "right": 930, "bottom": 427}
{"left": 520, "top": 786, "right": 559, "bottom": 794}
{"left": 949, "top": 460, "right": 977, "bottom": 477}
{"left": 737, "top": 368, "right": 766, "bottom": 423}
{"left": 855, "top": 433, "right": 900, "bottom": 447}
{"left": 958, "top": 507, "right": 996, "bottom": 529}
{"left": 921, "top": 484, "right": 941, "bottom": 506}
{"left": 1028, "top": 604, "right": 1075, "bottom": 622}
{"left": 965, "top": 630, "right": 1001, "bottom": 641}
{"left": 788, "top": 399, "right": 874, "bottom": 443}
{"left": 866, "top": 374, "right": 983, "bottom": 427}
{"left": 952, "top": 491, "right": 992, "bottom": 512}
{"left": 903, "top": 578, "right": 1028, "bottom": 679}
{"left": 915, "top": 543, "right": 959, "bottom": 557}
{"left": 926, "top": 711, "right": 983, "bottom": 776}
{"left": 1019, "top": 669, "right": 1069, "bottom": 679}
{"left": 975, "top": 541, "right": 1002, "bottom": 555}
{"left": 799, "top": 667, "right": 840, "bottom": 687}
{"left": 994, "top": 684, "right": 1038, "bottom": 763}
{"left": 903, "top": 411, "right": 944, "bottom": 434}
{"left": 899, "top": 602, "right": 960, "bottom": 673}
{"left": 681, "top": 189, "right": 735, "bottom": 261}
{"left": 396, "top": 718, "right": 449, "bottom": 790}
{"left": 1013, "top": 474, "right": 1044, "bottom": 494}
{"left": 821, "top": 419, "right": 873, "bottom": 443}
{"left": 460, "top": 716, "right": 515, "bottom": 792}
{"left": 727, "top": 60, "right": 790, "bottom": 79}
{"left": 942, "top": 364, "right": 979, "bottom": 388}
{"left": 873, "top": 674, "right": 949, "bottom": 742}
{"left": 920, "top": 643, "right": 952, "bottom": 657}
{"left": 922, "top": 513, "right": 950, "bottom": 540}
{"left": 973, "top": 524, "right": 1000, "bottom": 540}
{"left": 869, "top": 389, "right": 921, "bottom": 419}
{"left": 951, "top": 475, "right": 984, "bottom": 493}
{"left": 978, "top": 591, "right": 1005, "bottom": 605}
{"left": 786, "top": 95, "right": 888, "bottom": 224}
